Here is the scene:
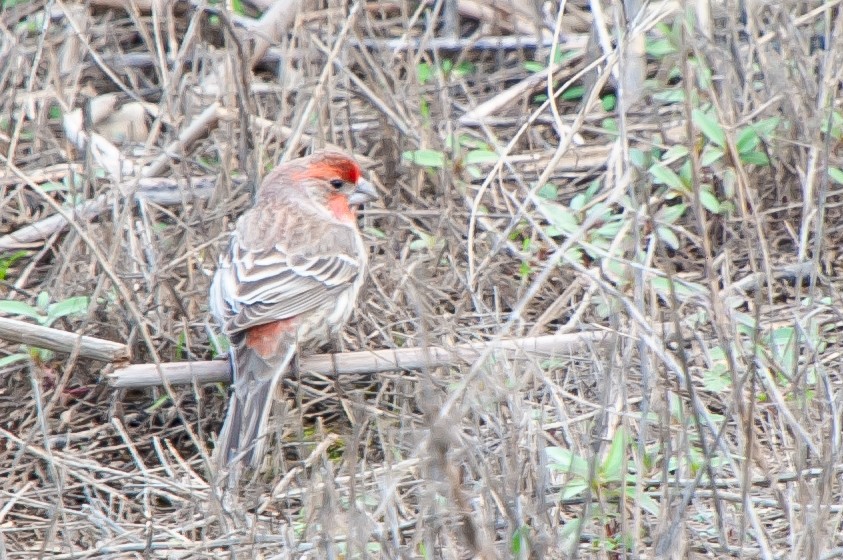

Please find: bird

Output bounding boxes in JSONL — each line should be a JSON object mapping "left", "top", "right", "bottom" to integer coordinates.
{"left": 209, "top": 150, "right": 378, "bottom": 482}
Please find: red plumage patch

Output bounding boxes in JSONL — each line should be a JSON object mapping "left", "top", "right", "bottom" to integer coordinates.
{"left": 327, "top": 193, "right": 355, "bottom": 222}
{"left": 292, "top": 155, "right": 361, "bottom": 184}
{"left": 245, "top": 318, "right": 297, "bottom": 358}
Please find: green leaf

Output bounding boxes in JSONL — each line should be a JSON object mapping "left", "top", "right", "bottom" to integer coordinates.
{"left": 661, "top": 145, "right": 689, "bottom": 163}
{"left": 559, "top": 480, "right": 589, "bottom": 500}
{"left": 593, "top": 218, "right": 623, "bottom": 239}
{"left": 0, "top": 250, "right": 28, "bottom": 281}
{"left": 678, "top": 159, "right": 693, "bottom": 185}
{"left": 176, "top": 331, "right": 188, "bottom": 360}
{"left": 39, "top": 182, "right": 67, "bottom": 193}
{"left": 602, "top": 94, "right": 616, "bottom": 111}
{"left": 699, "top": 189, "right": 721, "bottom": 213}
{"left": 692, "top": 109, "right": 725, "bottom": 147}
{"left": 417, "top": 62, "right": 432, "bottom": 85}
{"left": 402, "top": 149, "right": 445, "bottom": 168}
{"left": 569, "top": 193, "right": 587, "bottom": 211}
{"left": 601, "top": 429, "right": 627, "bottom": 482}
{"left": 536, "top": 183, "right": 558, "bottom": 200}
{"left": 646, "top": 38, "right": 676, "bottom": 57}
{"left": 207, "top": 331, "right": 230, "bottom": 358}
{"left": 656, "top": 226, "right": 680, "bottom": 249}
{"left": 562, "top": 247, "right": 584, "bottom": 265}
{"left": 231, "top": 0, "right": 246, "bottom": 15}
{"left": 586, "top": 202, "right": 612, "bottom": 221}
{"left": 145, "top": 394, "right": 171, "bottom": 413}
{"left": 419, "top": 99, "right": 430, "bottom": 120}
{"left": 829, "top": 167, "right": 843, "bottom": 184}
{"left": 602, "top": 118, "right": 618, "bottom": 133}
{"left": 410, "top": 229, "right": 438, "bottom": 251}
{"left": 752, "top": 117, "right": 780, "bottom": 138}
{"left": 0, "top": 353, "right": 29, "bottom": 368}
{"left": 511, "top": 526, "right": 529, "bottom": 554}
{"left": 657, "top": 202, "right": 687, "bottom": 224}
{"left": 519, "top": 261, "right": 532, "bottom": 280}
{"left": 465, "top": 165, "right": 483, "bottom": 179}
{"left": 625, "top": 487, "right": 661, "bottom": 516}
{"left": 629, "top": 148, "right": 647, "bottom": 169}
{"left": 648, "top": 164, "right": 685, "bottom": 191}
{"left": 693, "top": 61, "right": 713, "bottom": 90}
{"left": 603, "top": 259, "right": 630, "bottom": 284}
{"left": 0, "top": 300, "right": 44, "bottom": 321}
{"left": 558, "top": 518, "right": 583, "bottom": 551}
{"left": 456, "top": 134, "right": 491, "bottom": 150}
{"left": 769, "top": 325, "right": 796, "bottom": 347}
{"left": 740, "top": 151, "right": 769, "bottom": 166}
{"left": 46, "top": 296, "right": 90, "bottom": 322}
{"left": 708, "top": 345, "right": 727, "bottom": 361}
{"left": 521, "top": 237, "right": 531, "bottom": 252}
{"left": 652, "top": 89, "right": 684, "bottom": 103}
{"left": 537, "top": 200, "right": 579, "bottom": 237}
{"left": 463, "top": 150, "right": 499, "bottom": 165}
{"left": 650, "top": 276, "right": 706, "bottom": 300}
{"left": 364, "top": 226, "right": 387, "bottom": 238}
{"left": 722, "top": 168, "right": 737, "bottom": 198}
{"left": 452, "top": 61, "right": 475, "bottom": 77}
{"left": 700, "top": 144, "right": 724, "bottom": 166}
{"left": 523, "top": 60, "right": 544, "bottom": 73}
{"left": 561, "top": 85, "right": 584, "bottom": 101}
{"left": 546, "top": 447, "right": 590, "bottom": 479}
{"left": 735, "top": 127, "right": 760, "bottom": 154}
{"left": 554, "top": 49, "right": 577, "bottom": 65}
{"left": 703, "top": 366, "right": 731, "bottom": 392}
{"left": 36, "top": 291, "right": 49, "bottom": 309}
{"left": 29, "top": 347, "right": 54, "bottom": 361}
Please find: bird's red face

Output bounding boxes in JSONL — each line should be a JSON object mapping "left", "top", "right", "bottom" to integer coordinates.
{"left": 290, "top": 151, "right": 378, "bottom": 222}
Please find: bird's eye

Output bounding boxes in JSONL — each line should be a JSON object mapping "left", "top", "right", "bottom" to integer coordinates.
{"left": 330, "top": 179, "right": 344, "bottom": 189}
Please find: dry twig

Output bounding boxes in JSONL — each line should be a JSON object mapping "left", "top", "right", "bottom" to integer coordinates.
{"left": 0, "top": 317, "right": 129, "bottom": 362}
{"left": 109, "top": 331, "right": 609, "bottom": 388}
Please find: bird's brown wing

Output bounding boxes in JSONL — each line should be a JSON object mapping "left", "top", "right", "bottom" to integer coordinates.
{"left": 212, "top": 199, "right": 362, "bottom": 341}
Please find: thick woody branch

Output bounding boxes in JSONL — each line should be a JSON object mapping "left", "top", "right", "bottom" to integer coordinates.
{"left": 108, "top": 332, "right": 609, "bottom": 388}
{"left": 0, "top": 317, "right": 129, "bottom": 362}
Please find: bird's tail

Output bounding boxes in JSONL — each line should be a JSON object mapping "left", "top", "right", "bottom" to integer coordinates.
{"left": 214, "top": 340, "right": 296, "bottom": 485}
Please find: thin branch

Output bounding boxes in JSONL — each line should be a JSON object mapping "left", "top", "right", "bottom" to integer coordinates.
{"left": 245, "top": 0, "right": 302, "bottom": 67}
{"left": 108, "top": 331, "right": 610, "bottom": 388}
{"left": 141, "top": 102, "right": 222, "bottom": 178}
{"left": 0, "top": 317, "right": 129, "bottom": 362}
{"left": 0, "top": 195, "right": 110, "bottom": 250}
{"left": 0, "top": 177, "right": 220, "bottom": 251}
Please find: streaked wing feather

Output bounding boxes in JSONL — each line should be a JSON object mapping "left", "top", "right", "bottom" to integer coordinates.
{"left": 217, "top": 203, "right": 361, "bottom": 335}
{"left": 228, "top": 288, "right": 343, "bottom": 332}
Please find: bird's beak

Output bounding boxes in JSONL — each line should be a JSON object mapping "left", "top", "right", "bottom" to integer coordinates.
{"left": 348, "top": 178, "right": 379, "bottom": 205}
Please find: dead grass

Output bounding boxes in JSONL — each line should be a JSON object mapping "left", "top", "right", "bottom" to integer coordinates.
{"left": 1, "top": 0, "right": 843, "bottom": 558}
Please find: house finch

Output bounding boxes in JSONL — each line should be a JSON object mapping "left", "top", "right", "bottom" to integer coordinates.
{"left": 210, "top": 150, "right": 377, "bottom": 479}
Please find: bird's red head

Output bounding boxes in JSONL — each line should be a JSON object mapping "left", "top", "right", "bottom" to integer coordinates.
{"left": 293, "top": 151, "right": 363, "bottom": 184}
{"left": 262, "top": 150, "right": 377, "bottom": 222}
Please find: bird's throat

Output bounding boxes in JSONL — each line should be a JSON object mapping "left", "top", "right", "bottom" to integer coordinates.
{"left": 326, "top": 193, "right": 356, "bottom": 222}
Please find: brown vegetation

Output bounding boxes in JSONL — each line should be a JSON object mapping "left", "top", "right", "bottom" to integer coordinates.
{"left": 1, "top": 0, "right": 842, "bottom": 558}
